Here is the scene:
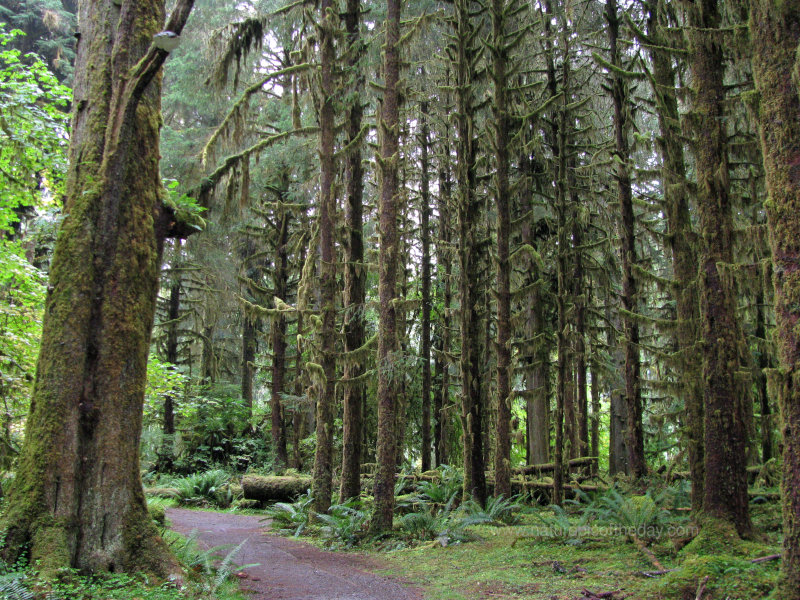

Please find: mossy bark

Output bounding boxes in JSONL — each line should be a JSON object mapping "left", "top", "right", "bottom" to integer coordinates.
{"left": 607, "top": 0, "right": 645, "bottom": 478}
{"left": 454, "top": 0, "right": 487, "bottom": 506}
{"left": 686, "top": 0, "right": 752, "bottom": 537}
{"left": 750, "top": 0, "right": 800, "bottom": 594}
{"left": 490, "top": 0, "right": 512, "bottom": 499}
{"left": 339, "top": 0, "right": 366, "bottom": 503}
{"left": 419, "top": 102, "right": 433, "bottom": 474}
{"left": 371, "top": 0, "right": 401, "bottom": 531}
{"left": 434, "top": 115, "right": 453, "bottom": 468}
{"left": 270, "top": 203, "right": 290, "bottom": 468}
{"left": 1, "top": 0, "right": 194, "bottom": 576}
{"left": 311, "top": 0, "right": 338, "bottom": 515}
{"left": 645, "top": 0, "right": 703, "bottom": 512}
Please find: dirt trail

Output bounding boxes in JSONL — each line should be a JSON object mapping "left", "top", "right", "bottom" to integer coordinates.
{"left": 166, "top": 508, "right": 422, "bottom": 600}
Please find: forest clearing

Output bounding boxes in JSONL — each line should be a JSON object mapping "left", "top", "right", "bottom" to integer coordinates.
{"left": 0, "top": 0, "right": 799, "bottom": 598}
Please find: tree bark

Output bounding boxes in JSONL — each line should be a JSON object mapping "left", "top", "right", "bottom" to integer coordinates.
{"left": 607, "top": 0, "right": 645, "bottom": 478}
{"left": 371, "top": 0, "right": 401, "bottom": 531}
{"left": 339, "top": 0, "right": 366, "bottom": 503}
{"left": 687, "top": 0, "right": 752, "bottom": 537}
{"left": 491, "top": 0, "right": 512, "bottom": 498}
{"left": 434, "top": 113, "right": 453, "bottom": 467}
{"left": 1, "top": 0, "right": 195, "bottom": 575}
{"left": 271, "top": 206, "right": 290, "bottom": 468}
{"left": 311, "top": 0, "right": 338, "bottom": 515}
{"left": 750, "top": 0, "right": 800, "bottom": 592}
{"left": 419, "top": 102, "right": 433, "bottom": 473}
{"left": 645, "top": 0, "right": 703, "bottom": 511}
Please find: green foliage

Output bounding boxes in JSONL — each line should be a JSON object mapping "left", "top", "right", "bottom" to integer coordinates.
{"left": 0, "top": 25, "right": 70, "bottom": 229}
{"left": 0, "top": 24, "right": 68, "bottom": 471}
{"left": 531, "top": 504, "right": 590, "bottom": 542}
{"left": 585, "top": 485, "right": 684, "bottom": 538}
{"left": 266, "top": 489, "right": 314, "bottom": 536}
{"left": 414, "top": 465, "right": 463, "bottom": 506}
{"left": 163, "top": 179, "right": 207, "bottom": 231}
{"left": 397, "top": 502, "right": 471, "bottom": 546}
{"left": 316, "top": 498, "right": 369, "bottom": 548}
{"left": 173, "top": 388, "right": 268, "bottom": 472}
{"left": 460, "top": 495, "right": 523, "bottom": 526}
{"left": 169, "top": 469, "right": 236, "bottom": 508}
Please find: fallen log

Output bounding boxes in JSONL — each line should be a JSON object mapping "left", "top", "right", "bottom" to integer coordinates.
{"left": 514, "top": 456, "right": 598, "bottom": 476}
{"left": 241, "top": 475, "right": 312, "bottom": 503}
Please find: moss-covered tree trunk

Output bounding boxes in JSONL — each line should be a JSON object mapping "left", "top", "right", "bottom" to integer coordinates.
{"left": 454, "top": 0, "right": 487, "bottom": 505}
{"left": 311, "top": 0, "right": 338, "bottom": 515}
{"left": 434, "top": 116, "right": 453, "bottom": 467}
{"left": 339, "top": 0, "right": 366, "bottom": 503}
{"left": 490, "top": 0, "right": 512, "bottom": 498}
{"left": 750, "top": 0, "right": 800, "bottom": 593}
{"left": 419, "top": 101, "right": 433, "bottom": 473}
{"left": 606, "top": 0, "right": 645, "bottom": 478}
{"left": 645, "top": 0, "right": 703, "bottom": 511}
{"left": 271, "top": 207, "right": 290, "bottom": 468}
{"left": 1, "top": 0, "right": 194, "bottom": 575}
{"left": 371, "top": 0, "right": 401, "bottom": 531}
{"left": 687, "top": 0, "right": 752, "bottom": 537}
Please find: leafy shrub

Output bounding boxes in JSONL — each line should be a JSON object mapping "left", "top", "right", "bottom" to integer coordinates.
{"left": 170, "top": 469, "right": 233, "bottom": 507}
{"left": 317, "top": 499, "right": 368, "bottom": 548}
{"left": 587, "top": 486, "right": 676, "bottom": 536}
{"left": 461, "top": 494, "right": 522, "bottom": 526}
{"left": 266, "top": 490, "right": 314, "bottom": 536}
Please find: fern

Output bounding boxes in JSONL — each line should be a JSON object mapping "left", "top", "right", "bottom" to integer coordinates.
{"left": 0, "top": 572, "right": 34, "bottom": 600}
{"left": 265, "top": 489, "right": 314, "bottom": 536}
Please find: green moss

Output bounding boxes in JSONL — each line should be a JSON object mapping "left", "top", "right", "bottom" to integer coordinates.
{"left": 148, "top": 504, "right": 166, "bottom": 526}
{"left": 30, "top": 524, "right": 71, "bottom": 577}
{"left": 682, "top": 518, "right": 774, "bottom": 559}
{"left": 648, "top": 555, "right": 778, "bottom": 600}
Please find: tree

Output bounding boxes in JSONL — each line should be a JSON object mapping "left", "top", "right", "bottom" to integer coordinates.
{"left": 750, "top": 1, "right": 800, "bottom": 594}
{"left": 311, "top": 0, "right": 339, "bottom": 515}
{"left": 686, "top": 0, "right": 752, "bottom": 536}
{"left": 0, "top": 0, "right": 194, "bottom": 574}
{"left": 605, "top": 0, "right": 645, "bottom": 478}
{"left": 339, "top": 0, "right": 367, "bottom": 502}
{"left": 371, "top": 0, "right": 402, "bottom": 531}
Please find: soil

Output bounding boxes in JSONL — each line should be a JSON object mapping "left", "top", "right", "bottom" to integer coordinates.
{"left": 166, "top": 508, "right": 423, "bottom": 600}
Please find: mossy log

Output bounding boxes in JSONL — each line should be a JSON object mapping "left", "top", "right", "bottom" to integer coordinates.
{"left": 513, "top": 456, "right": 598, "bottom": 476}
{"left": 241, "top": 475, "right": 312, "bottom": 503}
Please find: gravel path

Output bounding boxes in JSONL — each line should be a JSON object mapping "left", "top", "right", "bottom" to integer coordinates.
{"left": 166, "top": 508, "right": 422, "bottom": 600}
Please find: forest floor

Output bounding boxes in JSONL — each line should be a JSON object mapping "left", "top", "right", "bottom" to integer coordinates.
{"left": 166, "top": 503, "right": 783, "bottom": 600}
{"left": 166, "top": 508, "right": 423, "bottom": 600}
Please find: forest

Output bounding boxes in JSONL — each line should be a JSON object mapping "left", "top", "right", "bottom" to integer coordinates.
{"left": 0, "top": 0, "right": 799, "bottom": 598}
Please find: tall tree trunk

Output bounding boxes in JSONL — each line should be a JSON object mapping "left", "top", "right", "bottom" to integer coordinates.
{"left": 241, "top": 313, "right": 256, "bottom": 422}
{"left": 750, "top": 1, "right": 800, "bottom": 591}
{"left": 645, "top": 0, "right": 703, "bottom": 511}
{"left": 435, "top": 116, "right": 453, "bottom": 467}
{"left": 271, "top": 208, "right": 290, "bottom": 468}
{"left": 156, "top": 276, "right": 181, "bottom": 472}
{"left": 339, "top": 0, "right": 366, "bottom": 502}
{"left": 371, "top": 0, "right": 401, "bottom": 531}
{"left": 1, "top": 0, "right": 195, "bottom": 575}
{"left": 491, "top": 0, "right": 512, "bottom": 498}
{"left": 687, "top": 0, "right": 752, "bottom": 537}
{"left": 608, "top": 308, "right": 629, "bottom": 475}
{"left": 607, "top": 0, "right": 645, "bottom": 478}
{"left": 164, "top": 279, "right": 180, "bottom": 438}
{"left": 291, "top": 309, "right": 306, "bottom": 471}
{"left": 419, "top": 102, "right": 433, "bottom": 473}
{"left": 572, "top": 216, "right": 588, "bottom": 457}
{"left": 312, "top": 0, "right": 338, "bottom": 514}
{"left": 454, "top": 0, "right": 487, "bottom": 506}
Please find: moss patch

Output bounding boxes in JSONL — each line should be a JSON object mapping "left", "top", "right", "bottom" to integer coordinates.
{"left": 647, "top": 554, "right": 779, "bottom": 600}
